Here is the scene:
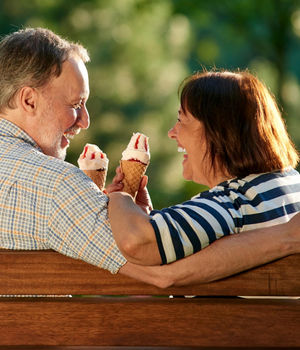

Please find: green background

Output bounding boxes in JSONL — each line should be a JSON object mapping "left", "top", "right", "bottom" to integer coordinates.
{"left": 1, "top": 0, "right": 299, "bottom": 209}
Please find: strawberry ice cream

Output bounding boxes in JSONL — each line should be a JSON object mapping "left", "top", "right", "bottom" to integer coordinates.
{"left": 120, "top": 133, "right": 150, "bottom": 198}
{"left": 78, "top": 144, "right": 109, "bottom": 191}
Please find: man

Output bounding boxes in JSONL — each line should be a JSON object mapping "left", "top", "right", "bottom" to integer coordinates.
{"left": 0, "top": 27, "right": 299, "bottom": 286}
{"left": 0, "top": 27, "right": 125, "bottom": 273}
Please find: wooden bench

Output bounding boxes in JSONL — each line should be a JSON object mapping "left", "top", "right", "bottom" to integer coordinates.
{"left": 0, "top": 250, "right": 299, "bottom": 349}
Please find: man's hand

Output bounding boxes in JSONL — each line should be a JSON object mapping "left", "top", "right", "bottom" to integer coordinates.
{"left": 120, "top": 213, "right": 300, "bottom": 287}
{"left": 287, "top": 213, "right": 300, "bottom": 254}
{"left": 105, "top": 166, "right": 124, "bottom": 194}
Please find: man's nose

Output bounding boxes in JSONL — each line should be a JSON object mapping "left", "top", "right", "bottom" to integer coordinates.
{"left": 77, "top": 106, "right": 90, "bottom": 129}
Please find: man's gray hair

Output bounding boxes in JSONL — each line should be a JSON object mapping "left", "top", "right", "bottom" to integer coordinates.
{"left": 0, "top": 27, "right": 90, "bottom": 112}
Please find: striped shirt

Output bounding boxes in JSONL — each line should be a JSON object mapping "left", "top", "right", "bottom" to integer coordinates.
{"left": 0, "top": 118, "right": 126, "bottom": 273}
{"left": 150, "top": 168, "right": 300, "bottom": 264}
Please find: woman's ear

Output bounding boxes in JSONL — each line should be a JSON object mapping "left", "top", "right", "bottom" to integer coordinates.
{"left": 18, "top": 87, "right": 38, "bottom": 114}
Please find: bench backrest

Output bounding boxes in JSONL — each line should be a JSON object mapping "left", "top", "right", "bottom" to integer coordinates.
{"left": 0, "top": 250, "right": 299, "bottom": 348}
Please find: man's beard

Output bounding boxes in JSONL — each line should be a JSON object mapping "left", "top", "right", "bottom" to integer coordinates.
{"left": 41, "top": 139, "right": 67, "bottom": 160}
{"left": 57, "top": 146, "right": 67, "bottom": 160}
{"left": 41, "top": 126, "right": 80, "bottom": 160}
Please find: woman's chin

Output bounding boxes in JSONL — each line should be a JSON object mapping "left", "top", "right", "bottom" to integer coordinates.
{"left": 182, "top": 169, "right": 193, "bottom": 181}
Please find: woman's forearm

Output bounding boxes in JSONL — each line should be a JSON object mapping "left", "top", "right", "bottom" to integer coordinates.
{"left": 119, "top": 214, "right": 300, "bottom": 287}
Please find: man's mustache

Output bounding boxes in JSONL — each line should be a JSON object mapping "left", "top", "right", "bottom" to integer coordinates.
{"left": 64, "top": 126, "right": 81, "bottom": 138}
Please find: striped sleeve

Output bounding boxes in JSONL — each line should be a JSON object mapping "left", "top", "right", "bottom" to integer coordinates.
{"left": 150, "top": 197, "right": 235, "bottom": 264}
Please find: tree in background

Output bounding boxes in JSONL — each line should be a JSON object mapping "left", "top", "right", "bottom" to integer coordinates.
{"left": 0, "top": 0, "right": 299, "bottom": 209}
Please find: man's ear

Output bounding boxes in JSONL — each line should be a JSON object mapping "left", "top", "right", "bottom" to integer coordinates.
{"left": 19, "top": 87, "right": 38, "bottom": 114}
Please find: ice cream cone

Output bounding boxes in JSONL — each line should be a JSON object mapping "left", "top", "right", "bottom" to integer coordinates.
{"left": 83, "top": 169, "right": 107, "bottom": 191}
{"left": 78, "top": 144, "right": 109, "bottom": 191}
{"left": 120, "top": 160, "right": 148, "bottom": 198}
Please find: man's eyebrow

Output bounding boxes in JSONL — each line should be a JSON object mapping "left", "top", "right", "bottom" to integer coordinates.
{"left": 72, "top": 94, "right": 87, "bottom": 103}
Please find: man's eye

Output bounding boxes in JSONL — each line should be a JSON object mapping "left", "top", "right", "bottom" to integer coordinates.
{"left": 73, "top": 103, "right": 81, "bottom": 110}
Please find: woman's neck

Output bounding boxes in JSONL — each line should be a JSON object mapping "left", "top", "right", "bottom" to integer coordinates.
{"left": 203, "top": 162, "right": 232, "bottom": 188}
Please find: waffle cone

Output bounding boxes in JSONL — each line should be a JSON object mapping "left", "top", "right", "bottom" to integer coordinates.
{"left": 83, "top": 169, "right": 107, "bottom": 191}
{"left": 120, "top": 160, "right": 148, "bottom": 198}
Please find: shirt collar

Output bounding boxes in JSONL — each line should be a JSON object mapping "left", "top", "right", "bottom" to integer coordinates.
{"left": 0, "top": 118, "right": 43, "bottom": 152}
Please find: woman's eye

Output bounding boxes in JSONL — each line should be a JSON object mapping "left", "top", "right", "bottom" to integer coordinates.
{"left": 177, "top": 118, "right": 181, "bottom": 123}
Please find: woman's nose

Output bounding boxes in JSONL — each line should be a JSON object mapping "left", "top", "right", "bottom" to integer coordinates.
{"left": 168, "top": 125, "right": 176, "bottom": 139}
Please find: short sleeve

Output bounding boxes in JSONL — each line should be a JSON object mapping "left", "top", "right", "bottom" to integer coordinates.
{"left": 48, "top": 168, "right": 126, "bottom": 274}
{"left": 150, "top": 197, "right": 235, "bottom": 264}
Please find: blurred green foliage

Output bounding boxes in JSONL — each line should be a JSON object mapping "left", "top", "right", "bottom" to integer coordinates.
{"left": 1, "top": 0, "right": 299, "bottom": 209}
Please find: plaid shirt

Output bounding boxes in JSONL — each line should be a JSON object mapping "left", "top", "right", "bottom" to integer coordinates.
{"left": 0, "top": 118, "right": 126, "bottom": 273}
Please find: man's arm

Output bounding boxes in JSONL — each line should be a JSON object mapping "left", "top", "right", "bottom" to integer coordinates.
{"left": 118, "top": 213, "right": 300, "bottom": 288}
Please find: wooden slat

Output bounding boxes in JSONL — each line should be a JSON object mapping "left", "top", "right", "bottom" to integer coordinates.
{"left": 0, "top": 297, "right": 299, "bottom": 347}
{"left": 0, "top": 348, "right": 197, "bottom": 350}
{"left": 0, "top": 250, "right": 299, "bottom": 296}
{"left": 0, "top": 348, "right": 196, "bottom": 350}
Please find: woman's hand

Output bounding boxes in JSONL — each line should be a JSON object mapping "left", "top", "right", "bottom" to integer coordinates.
{"left": 136, "top": 175, "right": 153, "bottom": 214}
{"left": 106, "top": 166, "right": 153, "bottom": 214}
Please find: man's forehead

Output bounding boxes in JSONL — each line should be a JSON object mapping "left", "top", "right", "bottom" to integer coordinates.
{"left": 60, "top": 58, "right": 88, "bottom": 83}
{"left": 47, "top": 57, "right": 89, "bottom": 98}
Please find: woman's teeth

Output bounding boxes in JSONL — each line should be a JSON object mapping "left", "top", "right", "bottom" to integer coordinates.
{"left": 178, "top": 147, "right": 186, "bottom": 153}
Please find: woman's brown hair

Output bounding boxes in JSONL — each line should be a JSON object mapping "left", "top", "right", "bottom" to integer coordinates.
{"left": 179, "top": 70, "right": 299, "bottom": 178}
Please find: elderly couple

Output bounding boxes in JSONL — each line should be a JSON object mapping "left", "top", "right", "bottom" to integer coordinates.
{"left": 0, "top": 27, "right": 299, "bottom": 288}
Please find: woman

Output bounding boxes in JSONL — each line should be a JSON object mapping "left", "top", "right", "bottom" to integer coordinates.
{"left": 108, "top": 70, "right": 300, "bottom": 272}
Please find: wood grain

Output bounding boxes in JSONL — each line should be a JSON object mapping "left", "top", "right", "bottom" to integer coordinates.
{"left": 0, "top": 297, "right": 299, "bottom": 347}
{"left": 0, "top": 250, "right": 299, "bottom": 296}
{"left": 0, "top": 250, "right": 299, "bottom": 348}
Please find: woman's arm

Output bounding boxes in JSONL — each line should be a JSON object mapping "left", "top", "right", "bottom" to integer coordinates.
{"left": 108, "top": 191, "right": 161, "bottom": 265}
{"left": 107, "top": 168, "right": 159, "bottom": 265}
{"left": 119, "top": 213, "right": 300, "bottom": 288}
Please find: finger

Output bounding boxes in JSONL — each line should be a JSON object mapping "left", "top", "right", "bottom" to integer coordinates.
{"left": 116, "top": 166, "right": 123, "bottom": 176}
{"left": 139, "top": 175, "right": 148, "bottom": 190}
{"left": 105, "top": 182, "right": 124, "bottom": 194}
{"left": 112, "top": 168, "right": 124, "bottom": 184}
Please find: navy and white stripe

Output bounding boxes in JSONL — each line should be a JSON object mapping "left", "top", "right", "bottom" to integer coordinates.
{"left": 150, "top": 168, "right": 300, "bottom": 264}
